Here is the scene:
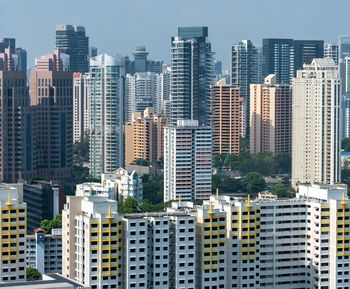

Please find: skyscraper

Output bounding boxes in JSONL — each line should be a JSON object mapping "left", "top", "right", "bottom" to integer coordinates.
{"left": 124, "top": 46, "right": 163, "bottom": 75}
{"left": 55, "top": 25, "right": 89, "bottom": 72}
{"left": 292, "top": 59, "right": 341, "bottom": 187}
{"left": 26, "top": 49, "right": 73, "bottom": 181}
{"left": 125, "top": 72, "right": 158, "bottom": 121}
{"left": 338, "top": 35, "right": 350, "bottom": 61}
{"left": 73, "top": 72, "right": 90, "bottom": 143}
{"left": 262, "top": 38, "right": 294, "bottom": 84}
{"left": 0, "top": 48, "right": 28, "bottom": 182}
{"left": 170, "top": 27, "right": 214, "bottom": 126}
{"left": 324, "top": 43, "right": 339, "bottom": 64}
{"left": 212, "top": 79, "right": 244, "bottom": 155}
{"left": 89, "top": 54, "right": 124, "bottom": 178}
{"left": 124, "top": 70, "right": 170, "bottom": 122}
{"left": 164, "top": 120, "right": 212, "bottom": 202}
{"left": 250, "top": 74, "right": 292, "bottom": 153}
{"left": 231, "top": 40, "right": 259, "bottom": 137}
{"left": 293, "top": 40, "right": 324, "bottom": 72}
{"left": 262, "top": 38, "right": 324, "bottom": 84}
{"left": 0, "top": 38, "right": 27, "bottom": 73}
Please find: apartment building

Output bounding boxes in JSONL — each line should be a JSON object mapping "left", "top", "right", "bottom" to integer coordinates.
{"left": 26, "top": 228, "right": 62, "bottom": 273}
{"left": 0, "top": 184, "right": 27, "bottom": 282}
{"left": 250, "top": 74, "right": 292, "bottom": 153}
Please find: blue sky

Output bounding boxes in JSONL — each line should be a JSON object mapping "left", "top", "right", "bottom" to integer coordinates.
{"left": 0, "top": 0, "right": 348, "bottom": 69}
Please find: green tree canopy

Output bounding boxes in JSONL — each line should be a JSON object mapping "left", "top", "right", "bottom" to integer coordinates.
{"left": 243, "top": 172, "right": 266, "bottom": 195}
{"left": 271, "top": 184, "right": 289, "bottom": 198}
{"left": 27, "top": 267, "right": 42, "bottom": 281}
{"left": 118, "top": 197, "right": 139, "bottom": 214}
{"left": 40, "top": 214, "right": 62, "bottom": 234}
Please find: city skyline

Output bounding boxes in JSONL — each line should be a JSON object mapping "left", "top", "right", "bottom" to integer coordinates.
{"left": 1, "top": 0, "right": 349, "bottom": 69}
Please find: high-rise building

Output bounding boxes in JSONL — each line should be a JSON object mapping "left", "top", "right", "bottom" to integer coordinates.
{"left": 170, "top": 27, "right": 214, "bottom": 126}
{"left": 124, "top": 107, "right": 167, "bottom": 166}
{"left": 63, "top": 192, "right": 197, "bottom": 289}
{"left": 155, "top": 66, "right": 170, "bottom": 117}
{"left": 262, "top": 38, "right": 294, "bottom": 84}
{"left": 324, "top": 43, "right": 339, "bottom": 64}
{"left": 26, "top": 228, "right": 62, "bottom": 274}
{"left": 73, "top": 72, "right": 90, "bottom": 143}
{"left": 292, "top": 59, "right": 341, "bottom": 187}
{"left": 0, "top": 184, "right": 27, "bottom": 283}
{"left": 341, "top": 57, "right": 350, "bottom": 139}
{"left": 293, "top": 40, "right": 324, "bottom": 72}
{"left": 231, "top": 40, "right": 259, "bottom": 137}
{"left": 23, "top": 180, "right": 61, "bottom": 233}
{"left": 125, "top": 46, "right": 163, "bottom": 75}
{"left": 0, "top": 38, "right": 27, "bottom": 73}
{"left": 124, "top": 69, "right": 170, "bottom": 122}
{"left": 62, "top": 195, "right": 121, "bottom": 288}
{"left": 55, "top": 25, "right": 89, "bottom": 72}
{"left": 26, "top": 49, "right": 73, "bottom": 182}
{"left": 339, "top": 35, "right": 350, "bottom": 61}
{"left": 61, "top": 180, "right": 350, "bottom": 289}
{"left": 231, "top": 41, "right": 258, "bottom": 99}
{"left": 212, "top": 79, "right": 244, "bottom": 155}
{"left": 89, "top": 54, "right": 124, "bottom": 178}
{"left": 0, "top": 48, "right": 28, "bottom": 182}
{"left": 250, "top": 74, "right": 292, "bottom": 153}
{"left": 262, "top": 38, "right": 324, "bottom": 84}
{"left": 164, "top": 120, "right": 212, "bottom": 202}
{"left": 89, "top": 46, "right": 98, "bottom": 58}
{"left": 125, "top": 72, "right": 157, "bottom": 121}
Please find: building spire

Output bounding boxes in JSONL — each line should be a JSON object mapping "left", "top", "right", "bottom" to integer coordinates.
{"left": 6, "top": 192, "right": 12, "bottom": 207}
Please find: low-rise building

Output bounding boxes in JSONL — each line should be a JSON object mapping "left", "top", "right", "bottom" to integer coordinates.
{"left": 26, "top": 228, "right": 62, "bottom": 274}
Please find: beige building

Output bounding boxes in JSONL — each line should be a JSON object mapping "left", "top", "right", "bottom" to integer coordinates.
{"left": 124, "top": 107, "right": 167, "bottom": 166}
{"left": 292, "top": 59, "right": 341, "bottom": 187}
{"left": 250, "top": 74, "right": 292, "bottom": 153}
{"left": 212, "top": 79, "right": 244, "bottom": 155}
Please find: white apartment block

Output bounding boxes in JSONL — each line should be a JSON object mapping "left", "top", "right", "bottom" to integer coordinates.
{"left": 0, "top": 184, "right": 27, "bottom": 283}
{"left": 76, "top": 168, "right": 143, "bottom": 202}
{"left": 62, "top": 195, "right": 122, "bottom": 289}
{"left": 73, "top": 72, "right": 90, "bottom": 143}
{"left": 125, "top": 70, "right": 170, "bottom": 122}
{"left": 89, "top": 54, "right": 124, "bottom": 178}
{"left": 164, "top": 120, "right": 212, "bottom": 202}
{"left": 102, "top": 168, "right": 143, "bottom": 201}
{"left": 26, "top": 228, "right": 62, "bottom": 274}
{"left": 292, "top": 58, "right": 341, "bottom": 187}
{"left": 62, "top": 183, "right": 350, "bottom": 289}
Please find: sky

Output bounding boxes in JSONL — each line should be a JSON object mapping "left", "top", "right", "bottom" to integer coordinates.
{"left": 0, "top": 0, "right": 349, "bottom": 70}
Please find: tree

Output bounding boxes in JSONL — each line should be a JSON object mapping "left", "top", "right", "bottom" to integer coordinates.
{"left": 243, "top": 172, "right": 266, "bottom": 195}
{"left": 27, "top": 267, "right": 42, "bottom": 281}
{"left": 40, "top": 214, "right": 62, "bottom": 234}
{"left": 213, "top": 154, "right": 225, "bottom": 171}
{"left": 73, "top": 132, "right": 90, "bottom": 165}
{"left": 118, "top": 197, "right": 139, "bottom": 214}
{"left": 142, "top": 175, "right": 163, "bottom": 204}
{"left": 271, "top": 184, "right": 289, "bottom": 198}
{"left": 131, "top": 158, "right": 150, "bottom": 166}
